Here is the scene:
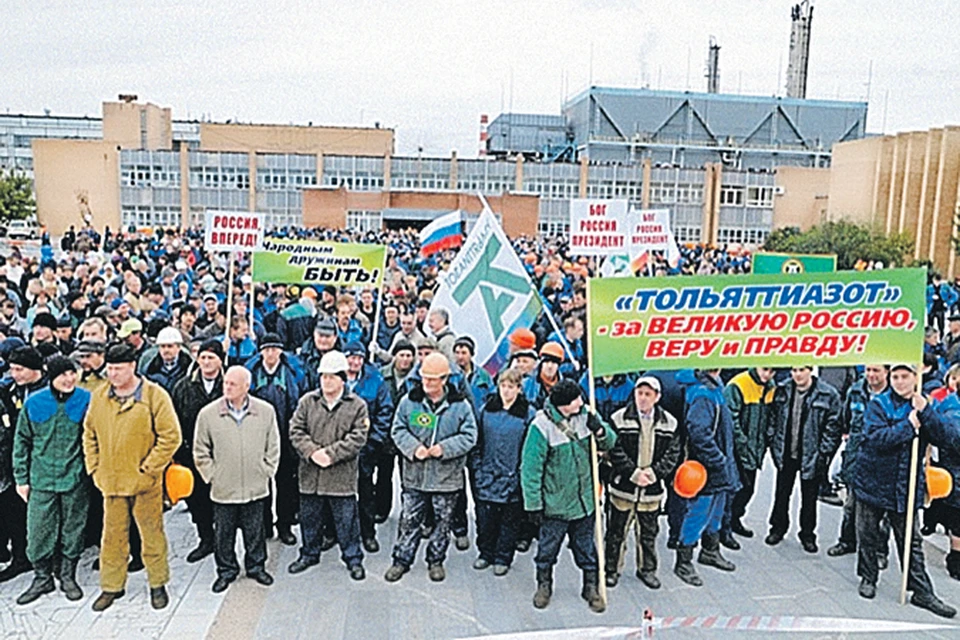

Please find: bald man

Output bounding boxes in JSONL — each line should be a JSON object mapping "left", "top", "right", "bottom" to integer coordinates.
{"left": 194, "top": 366, "right": 280, "bottom": 593}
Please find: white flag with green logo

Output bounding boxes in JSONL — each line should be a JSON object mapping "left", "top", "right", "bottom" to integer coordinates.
{"left": 430, "top": 209, "right": 542, "bottom": 375}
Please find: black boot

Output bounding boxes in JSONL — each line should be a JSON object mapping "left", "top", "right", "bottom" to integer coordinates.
{"left": 16, "top": 560, "right": 55, "bottom": 605}
{"left": 674, "top": 545, "right": 702, "bottom": 586}
{"left": 581, "top": 570, "right": 605, "bottom": 613}
{"left": 58, "top": 557, "right": 83, "bottom": 601}
{"left": 533, "top": 567, "right": 553, "bottom": 609}
{"left": 0, "top": 556, "right": 32, "bottom": 583}
{"left": 947, "top": 551, "right": 960, "bottom": 581}
{"left": 719, "top": 530, "right": 741, "bottom": 550}
{"left": 186, "top": 537, "right": 215, "bottom": 563}
{"left": 698, "top": 533, "right": 736, "bottom": 572}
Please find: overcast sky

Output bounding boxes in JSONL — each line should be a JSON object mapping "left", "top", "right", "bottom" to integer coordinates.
{"left": 2, "top": 0, "right": 957, "bottom": 156}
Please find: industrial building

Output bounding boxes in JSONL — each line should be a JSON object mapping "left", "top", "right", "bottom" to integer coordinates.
{"left": 2, "top": 95, "right": 784, "bottom": 245}
{"left": 1, "top": 0, "right": 891, "bottom": 247}
{"left": 760, "top": 123, "right": 960, "bottom": 278}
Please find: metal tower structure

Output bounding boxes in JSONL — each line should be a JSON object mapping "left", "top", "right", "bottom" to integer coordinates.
{"left": 785, "top": 1, "right": 814, "bottom": 98}
{"left": 706, "top": 37, "right": 720, "bottom": 94}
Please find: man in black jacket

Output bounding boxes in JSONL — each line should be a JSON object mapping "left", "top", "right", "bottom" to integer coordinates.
{"left": 0, "top": 347, "right": 47, "bottom": 582}
{"left": 171, "top": 339, "right": 225, "bottom": 563}
{"left": 604, "top": 376, "right": 681, "bottom": 590}
{"left": 765, "top": 366, "right": 842, "bottom": 553}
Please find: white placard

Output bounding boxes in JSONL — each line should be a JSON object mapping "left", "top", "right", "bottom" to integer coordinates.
{"left": 204, "top": 210, "right": 265, "bottom": 251}
{"left": 568, "top": 199, "right": 628, "bottom": 256}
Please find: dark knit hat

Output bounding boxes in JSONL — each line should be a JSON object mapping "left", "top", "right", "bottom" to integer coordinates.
{"left": 550, "top": 379, "right": 582, "bottom": 408}
{"left": 343, "top": 341, "right": 366, "bottom": 357}
{"left": 259, "top": 332, "right": 284, "bottom": 351}
{"left": 36, "top": 342, "right": 60, "bottom": 359}
{"left": 315, "top": 317, "right": 337, "bottom": 336}
{"left": 33, "top": 313, "right": 58, "bottom": 331}
{"left": 75, "top": 339, "right": 106, "bottom": 356}
{"left": 46, "top": 354, "right": 77, "bottom": 381}
{"left": 8, "top": 346, "right": 44, "bottom": 371}
{"left": 198, "top": 338, "right": 225, "bottom": 362}
{"left": 392, "top": 339, "right": 416, "bottom": 357}
{"left": 105, "top": 342, "right": 138, "bottom": 364}
{"left": 453, "top": 336, "right": 476, "bottom": 355}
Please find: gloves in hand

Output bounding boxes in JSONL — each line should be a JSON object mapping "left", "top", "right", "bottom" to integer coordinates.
{"left": 586, "top": 411, "right": 606, "bottom": 438}
{"left": 527, "top": 510, "right": 544, "bottom": 528}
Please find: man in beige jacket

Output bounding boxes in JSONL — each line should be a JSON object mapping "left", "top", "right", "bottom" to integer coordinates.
{"left": 194, "top": 366, "right": 280, "bottom": 593}
{"left": 83, "top": 343, "right": 181, "bottom": 612}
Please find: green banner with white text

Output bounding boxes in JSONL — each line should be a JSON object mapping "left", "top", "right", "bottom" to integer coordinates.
{"left": 752, "top": 252, "right": 837, "bottom": 274}
{"left": 252, "top": 238, "right": 386, "bottom": 287}
{"left": 588, "top": 268, "right": 925, "bottom": 376}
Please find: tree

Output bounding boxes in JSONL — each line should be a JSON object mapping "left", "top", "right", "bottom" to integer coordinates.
{"left": 0, "top": 169, "right": 36, "bottom": 223}
{"left": 762, "top": 220, "right": 913, "bottom": 270}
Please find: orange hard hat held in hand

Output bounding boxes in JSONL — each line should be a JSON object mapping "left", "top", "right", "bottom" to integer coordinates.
{"left": 673, "top": 460, "right": 708, "bottom": 499}
{"left": 165, "top": 463, "right": 195, "bottom": 505}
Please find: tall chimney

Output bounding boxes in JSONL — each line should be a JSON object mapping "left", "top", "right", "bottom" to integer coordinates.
{"left": 479, "top": 114, "right": 489, "bottom": 156}
{"left": 705, "top": 37, "right": 720, "bottom": 94}
{"left": 785, "top": 1, "right": 814, "bottom": 98}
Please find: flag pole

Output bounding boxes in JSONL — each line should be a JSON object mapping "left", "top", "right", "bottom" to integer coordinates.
{"left": 899, "top": 358, "right": 924, "bottom": 606}
{"left": 367, "top": 251, "right": 389, "bottom": 364}
{"left": 534, "top": 289, "right": 579, "bottom": 369}
{"left": 585, "top": 276, "right": 607, "bottom": 607}
{"left": 248, "top": 256, "right": 257, "bottom": 340}
{"left": 223, "top": 251, "right": 236, "bottom": 353}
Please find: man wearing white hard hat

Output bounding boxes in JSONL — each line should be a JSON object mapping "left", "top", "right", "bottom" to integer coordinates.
{"left": 288, "top": 351, "right": 370, "bottom": 581}
{"left": 138, "top": 327, "right": 194, "bottom": 395}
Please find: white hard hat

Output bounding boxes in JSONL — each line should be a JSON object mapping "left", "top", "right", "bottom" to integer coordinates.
{"left": 318, "top": 350, "right": 348, "bottom": 375}
{"left": 156, "top": 327, "right": 184, "bottom": 346}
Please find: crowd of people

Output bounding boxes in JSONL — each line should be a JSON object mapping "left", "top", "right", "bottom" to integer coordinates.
{"left": 0, "top": 223, "right": 958, "bottom": 620}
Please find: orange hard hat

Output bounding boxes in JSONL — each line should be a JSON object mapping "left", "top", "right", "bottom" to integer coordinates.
{"left": 927, "top": 466, "right": 953, "bottom": 501}
{"left": 509, "top": 328, "right": 537, "bottom": 351}
{"left": 165, "top": 463, "right": 195, "bottom": 505}
{"left": 673, "top": 460, "right": 707, "bottom": 499}
{"left": 539, "top": 342, "right": 564, "bottom": 361}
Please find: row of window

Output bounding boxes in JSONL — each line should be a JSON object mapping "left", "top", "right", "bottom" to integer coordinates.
{"left": 121, "top": 205, "right": 181, "bottom": 230}
{"left": 121, "top": 165, "right": 181, "bottom": 188}
{"left": 346, "top": 210, "right": 382, "bottom": 233}
{"left": 649, "top": 183, "right": 705, "bottom": 205}
{"left": 257, "top": 170, "right": 317, "bottom": 190}
{"left": 719, "top": 186, "right": 775, "bottom": 208}
{"left": 716, "top": 227, "right": 769, "bottom": 245}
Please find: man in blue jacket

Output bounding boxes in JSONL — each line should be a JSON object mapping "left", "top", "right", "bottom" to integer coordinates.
{"left": 853, "top": 363, "right": 957, "bottom": 618}
{"left": 674, "top": 369, "right": 741, "bottom": 587}
{"left": 343, "top": 341, "right": 394, "bottom": 553}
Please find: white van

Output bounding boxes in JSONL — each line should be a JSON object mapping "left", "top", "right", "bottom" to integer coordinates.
{"left": 6, "top": 220, "right": 40, "bottom": 240}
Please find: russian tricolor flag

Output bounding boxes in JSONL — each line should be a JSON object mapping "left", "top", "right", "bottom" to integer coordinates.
{"left": 419, "top": 210, "right": 463, "bottom": 257}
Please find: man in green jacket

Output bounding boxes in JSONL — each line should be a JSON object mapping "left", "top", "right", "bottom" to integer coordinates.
{"left": 721, "top": 367, "right": 775, "bottom": 548}
{"left": 13, "top": 356, "right": 90, "bottom": 605}
{"left": 521, "top": 379, "right": 616, "bottom": 613}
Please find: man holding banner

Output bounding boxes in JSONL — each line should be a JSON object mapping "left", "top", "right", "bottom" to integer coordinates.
{"left": 853, "top": 364, "right": 957, "bottom": 617}
{"left": 521, "top": 379, "right": 615, "bottom": 613}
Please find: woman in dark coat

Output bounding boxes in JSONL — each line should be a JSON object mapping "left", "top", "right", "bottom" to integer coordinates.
{"left": 469, "top": 368, "right": 536, "bottom": 575}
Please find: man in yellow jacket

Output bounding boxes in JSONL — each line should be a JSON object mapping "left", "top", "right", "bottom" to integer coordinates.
{"left": 83, "top": 342, "right": 181, "bottom": 612}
